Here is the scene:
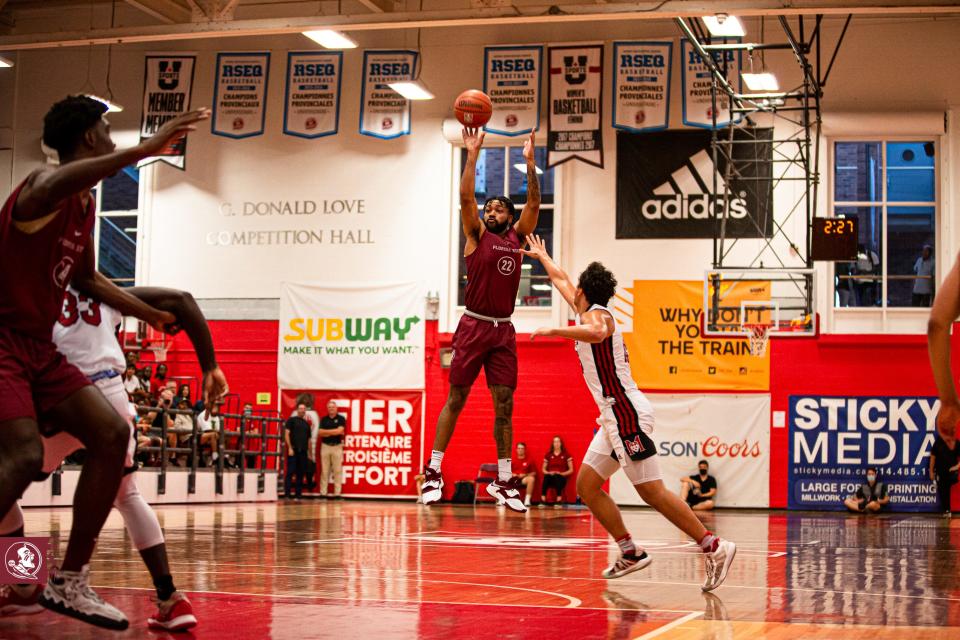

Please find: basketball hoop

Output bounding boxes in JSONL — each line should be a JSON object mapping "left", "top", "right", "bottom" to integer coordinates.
{"left": 743, "top": 324, "right": 771, "bottom": 357}
{"left": 154, "top": 345, "right": 168, "bottom": 362}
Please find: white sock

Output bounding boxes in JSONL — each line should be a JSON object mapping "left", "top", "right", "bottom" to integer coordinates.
{"left": 429, "top": 450, "right": 444, "bottom": 471}
{"left": 524, "top": 494, "right": 531, "bottom": 506}
{"left": 616, "top": 533, "right": 637, "bottom": 556}
{"left": 498, "top": 458, "right": 511, "bottom": 482}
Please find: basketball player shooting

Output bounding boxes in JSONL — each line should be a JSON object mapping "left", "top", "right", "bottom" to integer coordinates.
{"left": 420, "top": 128, "right": 540, "bottom": 512}
{"left": 929, "top": 251, "right": 960, "bottom": 439}
{"left": 521, "top": 234, "right": 737, "bottom": 590}
{"left": 0, "top": 95, "right": 209, "bottom": 629}
{"left": 0, "top": 286, "right": 227, "bottom": 632}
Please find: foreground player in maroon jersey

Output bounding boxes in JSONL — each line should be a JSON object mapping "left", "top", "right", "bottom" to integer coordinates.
{"left": 0, "top": 95, "right": 209, "bottom": 629}
{"left": 421, "top": 128, "right": 540, "bottom": 512}
{"left": 929, "top": 251, "right": 960, "bottom": 439}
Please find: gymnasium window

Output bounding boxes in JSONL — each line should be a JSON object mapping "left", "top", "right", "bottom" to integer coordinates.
{"left": 831, "top": 141, "right": 936, "bottom": 309}
{"left": 456, "top": 145, "right": 556, "bottom": 308}
{"left": 95, "top": 167, "right": 140, "bottom": 287}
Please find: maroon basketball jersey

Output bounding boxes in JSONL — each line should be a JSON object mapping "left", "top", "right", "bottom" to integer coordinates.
{"left": 464, "top": 227, "right": 523, "bottom": 318}
{"left": 0, "top": 180, "right": 96, "bottom": 340}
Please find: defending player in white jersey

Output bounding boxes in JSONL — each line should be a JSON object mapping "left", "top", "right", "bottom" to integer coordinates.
{"left": 521, "top": 235, "right": 736, "bottom": 591}
{"left": 0, "top": 285, "right": 228, "bottom": 630}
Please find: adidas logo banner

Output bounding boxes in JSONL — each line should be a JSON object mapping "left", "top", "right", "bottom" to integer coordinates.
{"left": 615, "top": 128, "right": 774, "bottom": 239}
{"left": 681, "top": 38, "right": 743, "bottom": 128}
{"left": 547, "top": 44, "right": 604, "bottom": 168}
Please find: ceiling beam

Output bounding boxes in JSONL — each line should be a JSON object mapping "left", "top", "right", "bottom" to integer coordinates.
{"left": 1, "top": 0, "right": 959, "bottom": 50}
{"left": 124, "top": 0, "right": 192, "bottom": 24}
{"left": 185, "top": 0, "right": 241, "bottom": 21}
{"left": 356, "top": 0, "right": 396, "bottom": 13}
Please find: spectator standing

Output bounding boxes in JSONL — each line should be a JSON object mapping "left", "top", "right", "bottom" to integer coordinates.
{"left": 150, "top": 389, "right": 176, "bottom": 466}
{"left": 122, "top": 364, "right": 142, "bottom": 397}
{"left": 512, "top": 442, "right": 537, "bottom": 508}
{"left": 855, "top": 244, "right": 880, "bottom": 306}
{"left": 284, "top": 403, "right": 312, "bottom": 499}
{"left": 680, "top": 460, "right": 717, "bottom": 511}
{"left": 541, "top": 436, "right": 574, "bottom": 508}
{"left": 170, "top": 399, "right": 194, "bottom": 467}
{"left": 153, "top": 363, "right": 169, "bottom": 397}
{"left": 913, "top": 244, "right": 935, "bottom": 307}
{"left": 196, "top": 404, "right": 222, "bottom": 467}
{"left": 843, "top": 467, "right": 890, "bottom": 513}
{"left": 241, "top": 403, "right": 262, "bottom": 469}
{"left": 318, "top": 400, "right": 346, "bottom": 498}
{"left": 930, "top": 432, "right": 959, "bottom": 516}
{"left": 293, "top": 393, "right": 321, "bottom": 490}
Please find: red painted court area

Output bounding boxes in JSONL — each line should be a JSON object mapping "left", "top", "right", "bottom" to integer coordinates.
{"left": 5, "top": 502, "right": 960, "bottom": 639}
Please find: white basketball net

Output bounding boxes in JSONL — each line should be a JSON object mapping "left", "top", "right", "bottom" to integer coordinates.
{"left": 744, "top": 324, "right": 771, "bottom": 357}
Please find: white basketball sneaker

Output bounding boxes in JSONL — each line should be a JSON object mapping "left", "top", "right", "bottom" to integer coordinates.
{"left": 421, "top": 467, "right": 444, "bottom": 505}
{"left": 701, "top": 539, "right": 737, "bottom": 592}
{"left": 486, "top": 477, "right": 527, "bottom": 512}
{"left": 39, "top": 564, "right": 129, "bottom": 630}
{"left": 602, "top": 551, "right": 652, "bottom": 579}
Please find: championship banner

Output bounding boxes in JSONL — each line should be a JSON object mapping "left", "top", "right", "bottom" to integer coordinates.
{"left": 278, "top": 281, "right": 425, "bottom": 390}
{"left": 612, "top": 41, "right": 672, "bottom": 133}
{"left": 360, "top": 50, "right": 416, "bottom": 139}
{"left": 283, "top": 51, "right": 342, "bottom": 138}
{"left": 138, "top": 55, "right": 196, "bottom": 169}
{"left": 623, "top": 280, "right": 770, "bottom": 391}
{"left": 788, "top": 395, "right": 941, "bottom": 512}
{"left": 616, "top": 128, "right": 774, "bottom": 239}
{"left": 280, "top": 389, "right": 423, "bottom": 498}
{"left": 547, "top": 44, "right": 603, "bottom": 168}
{"left": 681, "top": 38, "right": 742, "bottom": 128}
{"left": 212, "top": 52, "right": 270, "bottom": 139}
{"left": 610, "top": 394, "right": 770, "bottom": 507}
{"left": 483, "top": 45, "right": 542, "bottom": 136}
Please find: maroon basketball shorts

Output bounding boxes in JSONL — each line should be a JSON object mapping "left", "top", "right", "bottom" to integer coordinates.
{"left": 449, "top": 315, "right": 518, "bottom": 389}
{"left": 0, "top": 325, "right": 90, "bottom": 423}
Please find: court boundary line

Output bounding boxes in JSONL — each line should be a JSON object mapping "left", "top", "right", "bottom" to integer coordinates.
{"left": 635, "top": 611, "right": 704, "bottom": 639}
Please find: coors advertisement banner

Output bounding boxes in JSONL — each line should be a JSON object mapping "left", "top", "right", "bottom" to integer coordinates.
{"left": 483, "top": 45, "right": 542, "bottom": 136}
{"left": 616, "top": 128, "right": 773, "bottom": 239}
{"left": 284, "top": 51, "right": 342, "bottom": 138}
{"left": 360, "top": 50, "right": 416, "bottom": 139}
{"left": 212, "top": 52, "right": 270, "bottom": 139}
{"left": 612, "top": 41, "right": 672, "bottom": 133}
{"left": 681, "top": 38, "right": 742, "bottom": 128}
{"left": 139, "top": 55, "right": 196, "bottom": 170}
{"left": 547, "top": 44, "right": 603, "bottom": 168}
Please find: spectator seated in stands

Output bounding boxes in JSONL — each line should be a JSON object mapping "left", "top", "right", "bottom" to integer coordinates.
{"left": 844, "top": 467, "right": 890, "bottom": 513}
{"left": 170, "top": 398, "right": 194, "bottom": 467}
{"left": 137, "top": 364, "right": 153, "bottom": 396}
{"left": 153, "top": 362, "right": 169, "bottom": 395}
{"left": 174, "top": 383, "right": 193, "bottom": 409}
{"left": 511, "top": 442, "right": 537, "bottom": 508}
{"left": 680, "top": 460, "right": 717, "bottom": 511}
{"left": 122, "top": 364, "right": 142, "bottom": 397}
{"left": 540, "top": 436, "right": 574, "bottom": 509}
{"left": 149, "top": 389, "right": 177, "bottom": 466}
{"left": 196, "top": 403, "right": 222, "bottom": 467}
{"left": 135, "top": 414, "right": 161, "bottom": 467}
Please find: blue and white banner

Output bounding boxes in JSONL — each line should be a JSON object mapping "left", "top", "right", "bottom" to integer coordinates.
{"left": 212, "top": 52, "right": 270, "bottom": 139}
{"left": 483, "top": 45, "right": 542, "bottom": 136}
{"left": 681, "top": 38, "right": 742, "bottom": 128}
{"left": 360, "top": 50, "right": 416, "bottom": 139}
{"left": 788, "top": 395, "right": 941, "bottom": 512}
{"left": 612, "top": 41, "right": 672, "bottom": 133}
{"left": 283, "top": 51, "right": 342, "bottom": 138}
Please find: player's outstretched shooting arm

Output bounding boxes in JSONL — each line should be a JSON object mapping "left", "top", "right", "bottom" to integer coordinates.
{"left": 459, "top": 127, "right": 485, "bottom": 253}
{"left": 514, "top": 131, "right": 541, "bottom": 237}
{"left": 521, "top": 234, "right": 611, "bottom": 345}
{"left": 928, "top": 251, "right": 960, "bottom": 437}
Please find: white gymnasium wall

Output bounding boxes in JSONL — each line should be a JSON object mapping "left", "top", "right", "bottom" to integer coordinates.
{"left": 2, "top": 16, "right": 958, "bottom": 328}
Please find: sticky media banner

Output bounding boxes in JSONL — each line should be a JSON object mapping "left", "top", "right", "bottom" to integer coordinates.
{"left": 612, "top": 41, "right": 672, "bottom": 133}
{"left": 547, "top": 44, "right": 603, "bottom": 168}
{"left": 139, "top": 55, "right": 196, "bottom": 169}
{"left": 281, "top": 389, "right": 423, "bottom": 498}
{"left": 483, "top": 45, "right": 542, "bottom": 136}
{"left": 610, "top": 394, "right": 770, "bottom": 507}
{"left": 623, "top": 280, "right": 770, "bottom": 391}
{"left": 283, "top": 51, "right": 342, "bottom": 138}
{"left": 788, "top": 395, "right": 941, "bottom": 512}
{"left": 278, "top": 281, "right": 425, "bottom": 390}
{"left": 211, "top": 52, "right": 270, "bottom": 139}
{"left": 681, "top": 38, "right": 742, "bottom": 128}
{"left": 360, "top": 50, "right": 416, "bottom": 139}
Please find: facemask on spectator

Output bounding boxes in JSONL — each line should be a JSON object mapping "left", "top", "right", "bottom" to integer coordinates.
{"left": 866, "top": 474, "right": 876, "bottom": 483}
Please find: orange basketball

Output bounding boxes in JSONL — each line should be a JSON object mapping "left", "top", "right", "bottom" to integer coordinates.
{"left": 454, "top": 89, "right": 493, "bottom": 127}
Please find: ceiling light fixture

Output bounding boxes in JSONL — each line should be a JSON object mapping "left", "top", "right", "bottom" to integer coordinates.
{"left": 387, "top": 80, "right": 434, "bottom": 101}
{"left": 742, "top": 72, "right": 779, "bottom": 92}
{"left": 703, "top": 14, "right": 746, "bottom": 37}
{"left": 302, "top": 30, "right": 358, "bottom": 49}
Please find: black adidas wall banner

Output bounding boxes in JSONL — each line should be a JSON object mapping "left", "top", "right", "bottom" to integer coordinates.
{"left": 547, "top": 44, "right": 603, "bottom": 168}
{"left": 681, "top": 38, "right": 742, "bottom": 128}
{"left": 212, "top": 52, "right": 270, "bottom": 139}
{"left": 616, "top": 128, "right": 774, "bottom": 239}
{"left": 612, "top": 41, "right": 671, "bottom": 133}
{"left": 139, "top": 55, "right": 196, "bottom": 170}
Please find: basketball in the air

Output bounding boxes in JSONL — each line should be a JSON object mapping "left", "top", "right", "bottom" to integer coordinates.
{"left": 454, "top": 90, "right": 493, "bottom": 127}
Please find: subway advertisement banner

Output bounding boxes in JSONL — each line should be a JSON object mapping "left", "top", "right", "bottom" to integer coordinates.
{"left": 623, "top": 280, "right": 769, "bottom": 391}
{"left": 280, "top": 389, "right": 423, "bottom": 498}
{"left": 788, "top": 395, "right": 941, "bottom": 512}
